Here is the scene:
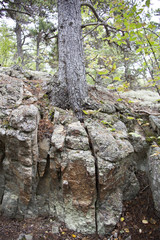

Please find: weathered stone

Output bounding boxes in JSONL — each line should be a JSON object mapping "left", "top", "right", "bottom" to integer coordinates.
{"left": 1, "top": 191, "right": 18, "bottom": 217}
{"left": 0, "top": 163, "right": 5, "bottom": 203}
{"left": 0, "top": 103, "right": 39, "bottom": 217}
{"left": 113, "top": 120, "right": 128, "bottom": 139}
{"left": 67, "top": 121, "right": 87, "bottom": 136}
{"left": 10, "top": 105, "right": 39, "bottom": 132}
{"left": 149, "top": 115, "right": 160, "bottom": 134}
{"left": 102, "top": 102, "right": 116, "bottom": 114}
{"left": 0, "top": 140, "right": 5, "bottom": 162}
{"left": 97, "top": 188, "right": 123, "bottom": 234}
{"left": 121, "top": 90, "right": 160, "bottom": 111}
{"left": 147, "top": 144, "right": 160, "bottom": 216}
{"left": 129, "top": 124, "right": 148, "bottom": 153}
{"left": 38, "top": 159, "right": 47, "bottom": 177}
{"left": 0, "top": 74, "right": 23, "bottom": 109}
{"left": 39, "top": 138, "right": 50, "bottom": 159}
{"left": 51, "top": 125, "right": 66, "bottom": 150}
{"left": 85, "top": 120, "right": 136, "bottom": 235}
{"left": 1, "top": 67, "right": 160, "bottom": 237}
{"left": 123, "top": 171, "right": 140, "bottom": 200}
{"left": 65, "top": 121, "right": 89, "bottom": 150}
{"left": 52, "top": 107, "right": 77, "bottom": 125}
{"left": 92, "top": 112, "right": 118, "bottom": 124}
{"left": 61, "top": 149, "right": 96, "bottom": 233}
{"left": 86, "top": 122, "right": 134, "bottom": 162}
{"left": 51, "top": 221, "right": 61, "bottom": 234}
{"left": 65, "top": 135, "right": 89, "bottom": 150}
{"left": 17, "top": 233, "right": 33, "bottom": 240}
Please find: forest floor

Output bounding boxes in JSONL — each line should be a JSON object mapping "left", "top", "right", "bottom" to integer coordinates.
{"left": 0, "top": 172, "right": 160, "bottom": 240}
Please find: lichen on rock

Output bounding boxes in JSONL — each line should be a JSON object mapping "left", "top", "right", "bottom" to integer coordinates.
{"left": 0, "top": 67, "right": 160, "bottom": 236}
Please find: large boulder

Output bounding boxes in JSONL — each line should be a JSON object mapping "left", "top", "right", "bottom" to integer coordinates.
{"left": 0, "top": 67, "right": 159, "bottom": 236}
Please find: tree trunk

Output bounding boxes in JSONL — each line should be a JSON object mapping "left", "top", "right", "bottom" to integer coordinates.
{"left": 36, "top": 33, "right": 41, "bottom": 71}
{"left": 52, "top": 0, "right": 88, "bottom": 121}
{"left": 15, "top": 20, "right": 23, "bottom": 63}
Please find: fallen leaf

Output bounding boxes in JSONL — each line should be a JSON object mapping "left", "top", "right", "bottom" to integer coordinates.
{"left": 120, "top": 217, "right": 125, "bottom": 222}
{"left": 149, "top": 218, "right": 156, "bottom": 224}
{"left": 124, "top": 228, "right": 130, "bottom": 233}
{"left": 142, "top": 219, "right": 148, "bottom": 224}
{"left": 72, "top": 234, "right": 76, "bottom": 238}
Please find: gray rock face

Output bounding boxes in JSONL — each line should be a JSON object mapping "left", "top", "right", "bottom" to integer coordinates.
{"left": 147, "top": 144, "right": 160, "bottom": 216}
{"left": 0, "top": 74, "right": 23, "bottom": 109}
{"left": 10, "top": 105, "right": 39, "bottom": 132}
{"left": 0, "top": 67, "right": 159, "bottom": 236}
{"left": 17, "top": 233, "right": 33, "bottom": 240}
{"left": 97, "top": 188, "right": 123, "bottom": 234}
{"left": 149, "top": 115, "right": 160, "bottom": 134}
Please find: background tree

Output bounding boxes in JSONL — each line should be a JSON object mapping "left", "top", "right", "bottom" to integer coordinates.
{"left": 0, "top": 22, "right": 15, "bottom": 66}
{"left": 0, "top": 0, "right": 159, "bottom": 108}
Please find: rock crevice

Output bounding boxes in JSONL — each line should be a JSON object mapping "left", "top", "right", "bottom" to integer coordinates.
{"left": 84, "top": 125, "right": 100, "bottom": 234}
{"left": 0, "top": 67, "right": 160, "bottom": 236}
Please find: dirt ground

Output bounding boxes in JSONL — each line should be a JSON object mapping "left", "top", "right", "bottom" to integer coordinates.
{"left": 0, "top": 172, "right": 160, "bottom": 240}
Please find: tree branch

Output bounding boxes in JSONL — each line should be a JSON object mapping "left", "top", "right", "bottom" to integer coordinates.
{"left": 44, "top": 34, "right": 58, "bottom": 40}
{"left": 81, "top": 2, "right": 127, "bottom": 38}
{"left": 81, "top": 2, "right": 111, "bottom": 37}
{"left": 0, "top": 8, "right": 31, "bottom": 15}
{"left": 82, "top": 22, "right": 103, "bottom": 39}
{"left": 81, "top": 2, "right": 102, "bottom": 22}
{"left": 144, "top": 27, "right": 160, "bottom": 39}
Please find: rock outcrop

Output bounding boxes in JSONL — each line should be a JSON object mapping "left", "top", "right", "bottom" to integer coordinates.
{"left": 0, "top": 67, "right": 160, "bottom": 236}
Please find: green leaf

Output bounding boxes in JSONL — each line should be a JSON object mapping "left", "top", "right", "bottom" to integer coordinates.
{"left": 127, "top": 116, "right": 135, "bottom": 120}
{"left": 112, "top": 63, "right": 116, "bottom": 71}
{"left": 101, "top": 121, "right": 112, "bottom": 127}
{"left": 108, "top": 128, "right": 116, "bottom": 132}
{"left": 136, "top": 48, "right": 143, "bottom": 53}
{"left": 114, "top": 77, "right": 122, "bottom": 81}
{"left": 145, "top": 0, "right": 150, "bottom": 7}
{"left": 97, "top": 69, "right": 109, "bottom": 75}
{"left": 129, "top": 132, "right": 141, "bottom": 138}
{"left": 116, "top": 98, "right": 123, "bottom": 102}
{"left": 83, "top": 110, "right": 89, "bottom": 115}
{"left": 83, "top": 109, "right": 101, "bottom": 115}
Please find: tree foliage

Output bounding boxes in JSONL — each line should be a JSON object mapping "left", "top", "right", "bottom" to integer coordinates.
{"left": 0, "top": 0, "right": 159, "bottom": 92}
{"left": 0, "top": 22, "right": 15, "bottom": 66}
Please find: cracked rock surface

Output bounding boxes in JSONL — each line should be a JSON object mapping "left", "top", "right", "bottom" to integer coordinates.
{"left": 0, "top": 67, "right": 160, "bottom": 236}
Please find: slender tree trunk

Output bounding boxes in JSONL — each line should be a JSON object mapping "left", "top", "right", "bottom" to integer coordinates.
{"left": 15, "top": 20, "right": 23, "bottom": 63}
{"left": 52, "top": 0, "right": 88, "bottom": 121}
{"left": 124, "top": 51, "right": 129, "bottom": 81}
{"left": 36, "top": 33, "right": 41, "bottom": 71}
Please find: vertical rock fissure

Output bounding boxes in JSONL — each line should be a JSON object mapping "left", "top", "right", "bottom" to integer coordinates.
{"left": 84, "top": 125, "right": 99, "bottom": 235}
{"left": 43, "top": 153, "right": 51, "bottom": 177}
{"left": 0, "top": 144, "right": 5, "bottom": 205}
{"left": 0, "top": 163, "right": 5, "bottom": 205}
{"left": 36, "top": 153, "right": 50, "bottom": 207}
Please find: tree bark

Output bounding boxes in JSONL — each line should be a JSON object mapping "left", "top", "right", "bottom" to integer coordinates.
{"left": 52, "top": 0, "right": 88, "bottom": 121}
{"left": 36, "top": 32, "right": 41, "bottom": 71}
{"left": 15, "top": 19, "right": 23, "bottom": 63}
